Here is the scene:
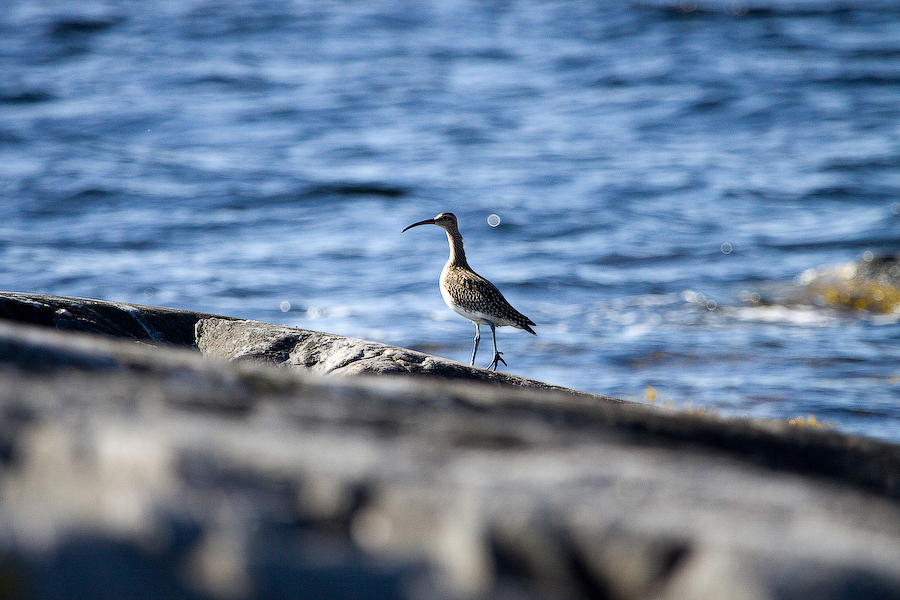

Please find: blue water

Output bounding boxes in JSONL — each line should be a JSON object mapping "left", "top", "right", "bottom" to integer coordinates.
{"left": 2, "top": 0, "right": 900, "bottom": 440}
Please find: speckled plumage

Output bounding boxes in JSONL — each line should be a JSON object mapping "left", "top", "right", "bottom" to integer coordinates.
{"left": 440, "top": 265, "right": 536, "bottom": 333}
{"left": 402, "top": 212, "right": 536, "bottom": 370}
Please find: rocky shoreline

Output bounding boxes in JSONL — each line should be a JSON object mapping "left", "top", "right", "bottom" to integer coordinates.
{"left": 0, "top": 291, "right": 899, "bottom": 599}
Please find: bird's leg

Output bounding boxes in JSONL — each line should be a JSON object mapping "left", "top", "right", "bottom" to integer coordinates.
{"left": 487, "top": 322, "right": 506, "bottom": 371}
{"left": 470, "top": 323, "right": 481, "bottom": 366}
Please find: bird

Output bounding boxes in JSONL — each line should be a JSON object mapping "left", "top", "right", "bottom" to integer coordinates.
{"left": 402, "top": 212, "right": 536, "bottom": 370}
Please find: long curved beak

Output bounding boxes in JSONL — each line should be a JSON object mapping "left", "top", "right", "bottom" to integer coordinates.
{"left": 402, "top": 218, "right": 436, "bottom": 232}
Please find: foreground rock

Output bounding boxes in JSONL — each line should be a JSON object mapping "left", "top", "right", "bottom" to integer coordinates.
{"left": 0, "top": 292, "right": 900, "bottom": 599}
{"left": 0, "top": 292, "right": 618, "bottom": 395}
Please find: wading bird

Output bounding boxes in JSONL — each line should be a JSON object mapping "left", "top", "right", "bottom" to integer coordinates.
{"left": 402, "top": 212, "right": 536, "bottom": 370}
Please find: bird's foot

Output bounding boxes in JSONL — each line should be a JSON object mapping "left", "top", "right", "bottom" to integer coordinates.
{"left": 488, "top": 352, "right": 506, "bottom": 371}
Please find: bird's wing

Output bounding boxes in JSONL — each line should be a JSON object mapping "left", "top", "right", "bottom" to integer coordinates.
{"left": 455, "top": 272, "right": 536, "bottom": 331}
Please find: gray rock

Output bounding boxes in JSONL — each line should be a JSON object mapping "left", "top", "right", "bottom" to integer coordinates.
{"left": 0, "top": 292, "right": 620, "bottom": 395}
{"left": 743, "top": 252, "right": 900, "bottom": 314}
{"left": 0, "top": 291, "right": 233, "bottom": 345}
{"left": 0, "top": 293, "right": 899, "bottom": 599}
{"left": 194, "top": 316, "right": 618, "bottom": 395}
{"left": 855, "top": 253, "right": 900, "bottom": 288}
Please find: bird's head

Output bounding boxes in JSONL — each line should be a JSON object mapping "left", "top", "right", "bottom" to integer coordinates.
{"left": 402, "top": 212, "right": 458, "bottom": 233}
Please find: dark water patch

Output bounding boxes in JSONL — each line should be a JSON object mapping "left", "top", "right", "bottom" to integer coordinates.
{"left": 761, "top": 236, "right": 900, "bottom": 253}
{"left": 593, "top": 250, "right": 696, "bottom": 268}
{"left": 0, "top": 130, "right": 24, "bottom": 144}
{"left": 321, "top": 249, "right": 367, "bottom": 262}
{"left": 217, "top": 287, "right": 273, "bottom": 299}
{"left": 20, "top": 188, "right": 123, "bottom": 218}
{"left": 816, "top": 73, "right": 900, "bottom": 87}
{"left": 688, "top": 91, "right": 738, "bottom": 112}
{"left": 638, "top": 1, "right": 893, "bottom": 19}
{"left": 0, "top": 89, "right": 54, "bottom": 105}
{"left": 621, "top": 349, "right": 706, "bottom": 369}
{"left": 31, "top": 112, "right": 160, "bottom": 143}
{"left": 821, "top": 156, "right": 900, "bottom": 173}
{"left": 797, "top": 356, "right": 870, "bottom": 367}
{"left": 469, "top": 47, "right": 518, "bottom": 62}
{"left": 634, "top": 2, "right": 719, "bottom": 18}
{"left": 46, "top": 16, "right": 123, "bottom": 39}
{"left": 212, "top": 183, "right": 410, "bottom": 211}
{"left": 180, "top": 1, "right": 301, "bottom": 38}
{"left": 324, "top": 145, "right": 383, "bottom": 162}
{"left": 245, "top": 105, "right": 304, "bottom": 122}
{"left": 847, "top": 48, "right": 900, "bottom": 59}
{"left": 590, "top": 75, "right": 631, "bottom": 88}
{"left": 555, "top": 54, "right": 603, "bottom": 72}
{"left": 307, "top": 183, "right": 410, "bottom": 200}
{"left": 39, "top": 15, "right": 124, "bottom": 60}
{"left": 522, "top": 221, "right": 610, "bottom": 242}
{"left": 443, "top": 125, "right": 493, "bottom": 146}
{"left": 801, "top": 186, "right": 867, "bottom": 201}
{"left": 617, "top": 177, "right": 707, "bottom": 198}
{"left": 833, "top": 405, "right": 895, "bottom": 419}
{"left": 179, "top": 73, "right": 277, "bottom": 92}
{"left": 514, "top": 274, "right": 612, "bottom": 292}
{"left": 68, "top": 188, "right": 118, "bottom": 201}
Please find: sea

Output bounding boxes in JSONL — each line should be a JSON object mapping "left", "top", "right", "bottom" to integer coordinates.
{"left": 2, "top": 0, "right": 899, "bottom": 441}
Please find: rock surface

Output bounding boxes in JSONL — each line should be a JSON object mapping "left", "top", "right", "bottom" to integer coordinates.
{"left": 0, "top": 291, "right": 228, "bottom": 345}
{"left": 0, "top": 292, "right": 899, "bottom": 599}
{"left": 0, "top": 292, "right": 618, "bottom": 394}
{"left": 194, "top": 316, "right": 616, "bottom": 395}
